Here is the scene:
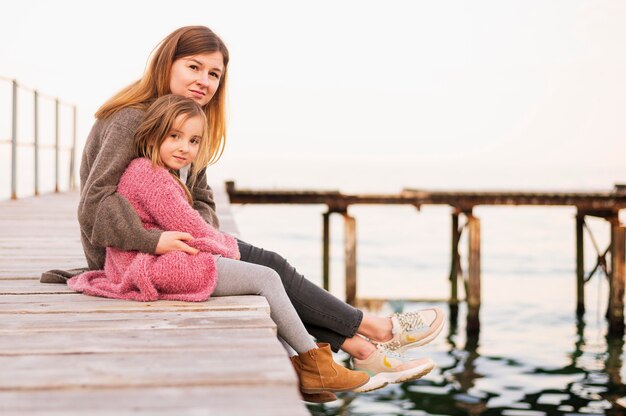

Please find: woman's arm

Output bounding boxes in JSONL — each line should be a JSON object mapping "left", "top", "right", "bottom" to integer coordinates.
{"left": 77, "top": 111, "right": 162, "bottom": 253}
{"left": 188, "top": 167, "right": 220, "bottom": 229}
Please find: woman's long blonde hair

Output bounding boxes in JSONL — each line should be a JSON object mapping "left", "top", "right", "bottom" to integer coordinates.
{"left": 134, "top": 95, "right": 209, "bottom": 203}
{"left": 97, "top": 25, "right": 229, "bottom": 165}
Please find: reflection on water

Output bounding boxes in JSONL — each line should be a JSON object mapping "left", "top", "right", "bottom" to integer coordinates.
{"left": 306, "top": 302, "right": 626, "bottom": 416}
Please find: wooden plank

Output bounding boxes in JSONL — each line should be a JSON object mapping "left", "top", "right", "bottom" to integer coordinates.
{"left": 0, "top": 351, "right": 295, "bottom": 390}
{"left": 0, "top": 260, "right": 85, "bottom": 268}
{"left": 0, "top": 386, "right": 309, "bottom": 416}
{"left": 227, "top": 181, "right": 626, "bottom": 210}
{"left": 0, "top": 294, "right": 270, "bottom": 314}
{"left": 0, "top": 279, "right": 77, "bottom": 294}
{"left": 1, "top": 327, "right": 278, "bottom": 355}
{"left": 0, "top": 310, "right": 275, "bottom": 333}
{"left": 0, "top": 272, "right": 81, "bottom": 280}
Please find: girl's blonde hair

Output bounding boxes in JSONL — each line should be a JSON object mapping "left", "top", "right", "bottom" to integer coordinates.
{"left": 134, "top": 95, "right": 209, "bottom": 203}
{"left": 97, "top": 25, "right": 229, "bottom": 165}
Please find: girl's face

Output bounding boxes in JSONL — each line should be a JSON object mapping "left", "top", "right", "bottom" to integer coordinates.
{"left": 159, "top": 114, "right": 204, "bottom": 170}
{"left": 169, "top": 52, "right": 224, "bottom": 106}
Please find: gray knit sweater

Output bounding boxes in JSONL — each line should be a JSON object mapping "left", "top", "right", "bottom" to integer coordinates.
{"left": 78, "top": 107, "right": 220, "bottom": 270}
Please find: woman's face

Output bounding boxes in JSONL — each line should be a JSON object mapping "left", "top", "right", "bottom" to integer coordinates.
{"left": 169, "top": 52, "right": 224, "bottom": 107}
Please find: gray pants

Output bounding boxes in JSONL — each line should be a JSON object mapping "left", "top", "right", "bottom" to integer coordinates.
{"left": 213, "top": 256, "right": 317, "bottom": 354}
{"left": 237, "top": 239, "right": 363, "bottom": 352}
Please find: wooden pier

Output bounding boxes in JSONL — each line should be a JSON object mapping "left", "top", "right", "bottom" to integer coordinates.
{"left": 226, "top": 182, "right": 626, "bottom": 335}
{"left": 0, "top": 189, "right": 308, "bottom": 415}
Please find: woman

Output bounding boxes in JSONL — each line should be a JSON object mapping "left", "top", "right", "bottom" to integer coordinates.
{"left": 58, "top": 25, "right": 443, "bottom": 396}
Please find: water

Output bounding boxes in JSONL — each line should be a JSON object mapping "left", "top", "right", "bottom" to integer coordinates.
{"left": 303, "top": 301, "right": 626, "bottom": 416}
{"left": 217, "top": 156, "right": 626, "bottom": 415}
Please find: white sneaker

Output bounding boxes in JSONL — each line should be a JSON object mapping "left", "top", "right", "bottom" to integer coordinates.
{"left": 372, "top": 307, "right": 445, "bottom": 353}
{"left": 352, "top": 347, "right": 435, "bottom": 393}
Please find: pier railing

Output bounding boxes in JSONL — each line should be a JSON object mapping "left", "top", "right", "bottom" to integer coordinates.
{"left": 0, "top": 75, "right": 77, "bottom": 199}
{"left": 225, "top": 181, "right": 626, "bottom": 334}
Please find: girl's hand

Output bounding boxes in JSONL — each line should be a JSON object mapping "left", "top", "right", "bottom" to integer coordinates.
{"left": 156, "top": 231, "right": 199, "bottom": 255}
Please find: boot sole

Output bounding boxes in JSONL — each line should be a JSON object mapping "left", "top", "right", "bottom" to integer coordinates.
{"left": 353, "top": 360, "right": 435, "bottom": 393}
{"left": 301, "top": 376, "right": 370, "bottom": 394}
{"left": 300, "top": 393, "right": 337, "bottom": 403}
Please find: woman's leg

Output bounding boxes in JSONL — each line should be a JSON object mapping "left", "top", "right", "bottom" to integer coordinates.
{"left": 236, "top": 240, "right": 443, "bottom": 356}
{"left": 213, "top": 256, "right": 316, "bottom": 353}
{"left": 237, "top": 239, "right": 363, "bottom": 351}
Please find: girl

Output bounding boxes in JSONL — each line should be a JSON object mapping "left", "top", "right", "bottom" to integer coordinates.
{"left": 69, "top": 94, "right": 370, "bottom": 395}
{"left": 50, "top": 25, "right": 442, "bottom": 397}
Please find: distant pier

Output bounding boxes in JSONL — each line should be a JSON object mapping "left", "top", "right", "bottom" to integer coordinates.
{"left": 226, "top": 181, "right": 626, "bottom": 335}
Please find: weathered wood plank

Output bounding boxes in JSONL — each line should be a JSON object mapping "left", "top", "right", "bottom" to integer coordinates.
{"left": 0, "top": 260, "right": 85, "bottom": 268}
{"left": 1, "top": 327, "right": 279, "bottom": 355}
{"left": 0, "top": 272, "right": 80, "bottom": 280}
{"left": 227, "top": 180, "right": 626, "bottom": 210}
{"left": 0, "top": 351, "right": 294, "bottom": 390}
{"left": 0, "top": 310, "right": 274, "bottom": 333}
{"left": 0, "top": 386, "right": 309, "bottom": 416}
{"left": 0, "top": 294, "right": 270, "bottom": 314}
{"left": 0, "top": 279, "right": 76, "bottom": 294}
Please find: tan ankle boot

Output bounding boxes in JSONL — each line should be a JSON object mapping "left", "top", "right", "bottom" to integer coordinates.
{"left": 290, "top": 357, "right": 337, "bottom": 403}
{"left": 293, "top": 343, "right": 369, "bottom": 393}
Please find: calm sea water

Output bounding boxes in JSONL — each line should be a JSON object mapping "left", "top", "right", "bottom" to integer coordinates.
{"left": 220, "top": 157, "right": 626, "bottom": 416}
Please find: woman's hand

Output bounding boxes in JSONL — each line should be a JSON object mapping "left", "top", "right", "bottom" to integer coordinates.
{"left": 155, "top": 231, "right": 199, "bottom": 255}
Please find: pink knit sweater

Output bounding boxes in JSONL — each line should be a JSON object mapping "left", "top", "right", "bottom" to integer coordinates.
{"left": 68, "top": 158, "right": 240, "bottom": 302}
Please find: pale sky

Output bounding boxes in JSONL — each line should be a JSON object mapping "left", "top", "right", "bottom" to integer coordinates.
{"left": 1, "top": 0, "right": 625, "bottom": 188}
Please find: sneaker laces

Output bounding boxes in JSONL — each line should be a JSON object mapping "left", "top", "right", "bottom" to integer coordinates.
{"left": 395, "top": 310, "right": 425, "bottom": 332}
{"left": 375, "top": 344, "right": 408, "bottom": 362}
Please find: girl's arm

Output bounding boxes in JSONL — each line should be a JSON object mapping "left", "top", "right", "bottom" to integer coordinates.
{"left": 121, "top": 159, "right": 239, "bottom": 259}
{"left": 77, "top": 110, "right": 163, "bottom": 254}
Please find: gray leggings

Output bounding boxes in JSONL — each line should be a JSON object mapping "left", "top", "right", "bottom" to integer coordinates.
{"left": 213, "top": 256, "right": 317, "bottom": 354}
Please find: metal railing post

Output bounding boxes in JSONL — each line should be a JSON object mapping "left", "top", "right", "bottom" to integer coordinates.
{"left": 34, "top": 90, "right": 39, "bottom": 196}
{"left": 69, "top": 105, "right": 77, "bottom": 190}
{"left": 11, "top": 80, "right": 18, "bottom": 200}
{"left": 2, "top": 77, "right": 77, "bottom": 200}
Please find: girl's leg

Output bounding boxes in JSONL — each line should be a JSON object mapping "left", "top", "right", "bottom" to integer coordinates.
{"left": 237, "top": 239, "right": 363, "bottom": 351}
{"left": 213, "top": 256, "right": 316, "bottom": 353}
{"left": 214, "top": 257, "right": 370, "bottom": 393}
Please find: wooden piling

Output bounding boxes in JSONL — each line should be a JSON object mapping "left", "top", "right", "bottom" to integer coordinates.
{"left": 609, "top": 218, "right": 625, "bottom": 334}
{"left": 450, "top": 211, "right": 460, "bottom": 304}
{"left": 322, "top": 212, "right": 330, "bottom": 291}
{"left": 344, "top": 213, "right": 357, "bottom": 306}
{"left": 576, "top": 213, "right": 585, "bottom": 315}
{"left": 467, "top": 212, "right": 481, "bottom": 334}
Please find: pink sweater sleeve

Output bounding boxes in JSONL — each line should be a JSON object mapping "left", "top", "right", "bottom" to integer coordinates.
{"left": 119, "top": 159, "right": 240, "bottom": 259}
